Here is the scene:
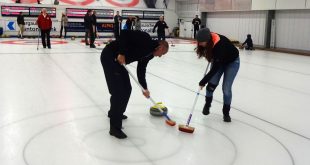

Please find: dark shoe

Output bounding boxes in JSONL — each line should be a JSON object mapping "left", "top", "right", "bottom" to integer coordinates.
{"left": 109, "top": 127, "right": 127, "bottom": 139}
{"left": 122, "top": 115, "right": 128, "bottom": 120}
{"left": 43, "top": 46, "right": 46, "bottom": 48}
{"left": 202, "top": 96, "right": 213, "bottom": 115}
{"left": 48, "top": 47, "right": 51, "bottom": 49}
{"left": 223, "top": 115, "right": 231, "bottom": 122}
{"left": 202, "top": 104, "right": 210, "bottom": 115}
{"left": 85, "top": 43, "right": 90, "bottom": 46}
{"left": 223, "top": 104, "right": 231, "bottom": 122}
{"left": 90, "top": 44, "right": 96, "bottom": 48}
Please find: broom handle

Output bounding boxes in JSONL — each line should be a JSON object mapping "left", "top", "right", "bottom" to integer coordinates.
{"left": 122, "top": 64, "right": 172, "bottom": 121}
{"left": 186, "top": 62, "right": 210, "bottom": 126}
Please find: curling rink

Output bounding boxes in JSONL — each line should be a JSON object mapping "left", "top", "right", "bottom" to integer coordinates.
{"left": 0, "top": 38, "right": 310, "bottom": 165}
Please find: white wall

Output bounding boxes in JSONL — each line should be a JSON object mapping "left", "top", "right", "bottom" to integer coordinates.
{"left": 206, "top": 11, "right": 267, "bottom": 46}
{"left": 275, "top": 10, "right": 310, "bottom": 51}
{"left": 176, "top": 1, "right": 200, "bottom": 21}
{"left": 276, "top": 0, "right": 307, "bottom": 9}
{"left": 251, "top": 0, "right": 276, "bottom": 10}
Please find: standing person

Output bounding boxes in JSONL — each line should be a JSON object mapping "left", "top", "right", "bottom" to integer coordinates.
{"left": 153, "top": 16, "right": 169, "bottom": 41}
{"left": 134, "top": 16, "right": 141, "bottom": 31}
{"left": 192, "top": 15, "right": 201, "bottom": 38}
{"left": 241, "top": 34, "right": 254, "bottom": 50}
{"left": 17, "top": 12, "right": 25, "bottom": 39}
{"left": 100, "top": 30, "right": 169, "bottom": 139}
{"left": 113, "top": 11, "right": 122, "bottom": 40}
{"left": 59, "top": 12, "right": 68, "bottom": 38}
{"left": 124, "top": 17, "right": 133, "bottom": 30}
{"left": 37, "top": 8, "right": 52, "bottom": 49}
{"left": 84, "top": 9, "right": 93, "bottom": 46}
{"left": 195, "top": 28, "right": 240, "bottom": 122}
{"left": 92, "top": 10, "right": 98, "bottom": 43}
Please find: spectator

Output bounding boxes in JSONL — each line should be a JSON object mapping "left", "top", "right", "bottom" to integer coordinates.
{"left": 17, "top": 12, "right": 25, "bottom": 39}
{"left": 37, "top": 8, "right": 52, "bottom": 49}
{"left": 113, "top": 11, "right": 122, "bottom": 39}
{"left": 192, "top": 15, "right": 201, "bottom": 38}
{"left": 59, "top": 12, "right": 68, "bottom": 38}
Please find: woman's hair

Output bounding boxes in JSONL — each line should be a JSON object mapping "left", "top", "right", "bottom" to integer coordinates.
{"left": 195, "top": 36, "right": 214, "bottom": 62}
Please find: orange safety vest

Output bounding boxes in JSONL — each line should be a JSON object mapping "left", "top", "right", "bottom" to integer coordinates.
{"left": 211, "top": 32, "right": 220, "bottom": 47}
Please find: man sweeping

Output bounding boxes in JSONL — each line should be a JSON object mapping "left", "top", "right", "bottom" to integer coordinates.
{"left": 100, "top": 30, "right": 169, "bottom": 139}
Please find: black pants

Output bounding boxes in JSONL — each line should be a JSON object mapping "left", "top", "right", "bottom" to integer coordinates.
{"left": 194, "top": 26, "right": 199, "bottom": 38}
{"left": 114, "top": 25, "right": 120, "bottom": 40}
{"left": 100, "top": 48, "right": 132, "bottom": 130}
{"left": 90, "top": 29, "right": 95, "bottom": 46}
{"left": 41, "top": 29, "right": 51, "bottom": 48}
{"left": 157, "top": 32, "right": 165, "bottom": 41}
{"left": 85, "top": 28, "right": 90, "bottom": 44}
{"left": 60, "top": 26, "right": 67, "bottom": 38}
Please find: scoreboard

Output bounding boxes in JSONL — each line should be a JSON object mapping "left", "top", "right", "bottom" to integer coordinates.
{"left": 66, "top": 8, "right": 114, "bottom": 19}
{"left": 143, "top": 11, "right": 164, "bottom": 20}
{"left": 29, "top": 7, "right": 56, "bottom": 17}
{"left": 1, "top": 6, "right": 56, "bottom": 18}
{"left": 1, "top": 6, "right": 29, "bottom": 16}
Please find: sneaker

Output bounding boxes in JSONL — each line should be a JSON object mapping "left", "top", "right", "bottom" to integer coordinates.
{"left": 223, "top": 115, "right": 231, "bottom": 122}
{"left": 109, "top": 127, "right": 127, "bottom": 139}
{"left": 85, "top": 43, "right": 90, "bottom": 46}
{"left": 122, "top": 115, "right": 128, "bottom": 120}
{"left": 90, "top": 44, "right": 96, "bottom": 48}
{"left": 202, "top": 104, "right": 210, "bottom": 115}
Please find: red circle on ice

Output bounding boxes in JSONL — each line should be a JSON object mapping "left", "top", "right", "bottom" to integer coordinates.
{"left": 106, "top": 0, "right": 139, "bottom": 7}
{"left": 0, "top": 40, "right": 68, "bottom": 45}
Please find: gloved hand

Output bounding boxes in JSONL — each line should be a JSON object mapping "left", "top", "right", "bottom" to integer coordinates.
{"left": 199, "top": 78, "right": 207, "bottom": 89}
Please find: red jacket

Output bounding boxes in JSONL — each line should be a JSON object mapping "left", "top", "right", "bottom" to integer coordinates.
{"left": 37, "top": 14, "right": 52, "bottom": 30}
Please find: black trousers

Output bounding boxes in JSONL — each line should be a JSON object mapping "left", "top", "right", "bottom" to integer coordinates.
{"left": 157, "top": 32, "right": 165, "bottom": 41}
{"left": 194, "top": 26, "right": 199, "bottom": 38}
{"left": 85, "top": 28, "right": 95, "bottom": 45}
{"left": 41, "top": 29, "right": 51, "bottom": 48}
{"left": 85, "top": 28, "right": 90, "bottom": 44}
{"left": 100, "top": 48, "right": 132, "bottom": 130}
{"left": 60, "top": 25, "right": 67, "bottom": 38}
{"left": 114, "top": 25, "right": 120, "bottom": 40}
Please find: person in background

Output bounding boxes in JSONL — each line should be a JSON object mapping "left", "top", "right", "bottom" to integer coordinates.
{"left": 134, "top": 16, "right": 141, "bottom": 31}
{"left": 195, "top": 28, "right": 240, "bottom": 122}
{"left": 113, "top": 11, "right": 122, "bottom": 40}
{"left": 124, "top": 17, "right": 134, "bottom": 30}
{"left": 100, "top": 30, "right": 169, "bottom": 139}
{"left": 92, "top": 10, "right": 98, "bottom": 42}
{"left": 59, "top": 12, "right": 68, "bottom": 38}
{"left": 37, "top": 8, "right": 52, "bottom": 49}
{"left": 241, "top": 34, "right": 254, "bottom": 50}
{"left": 17, "top": 12, "right": 25, "bottom": 39}
{"left": 153, "top": 16, "right": 169, "bottom": 41}
{"left": 84, "top": 9, "right": 93, "bottom": 46}
{"left": 192, "top": 15, "right": 201, "bottom": 38}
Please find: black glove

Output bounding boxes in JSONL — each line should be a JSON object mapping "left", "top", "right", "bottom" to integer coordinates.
{"left": 199, "top": 78, "right": 207, "bottom": 87}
